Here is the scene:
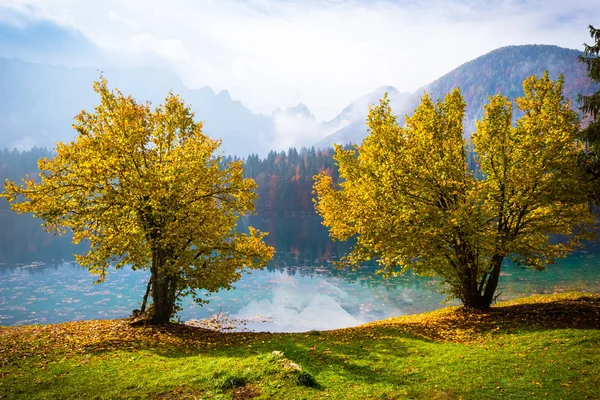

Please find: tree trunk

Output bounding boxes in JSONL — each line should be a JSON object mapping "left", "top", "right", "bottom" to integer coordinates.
{"left": 140, "top": 278, "right": 152, "bottom": 314}
{"left": 149, "top": 249, "right": 177, "bottom": 325}
{"left": 480, "top": 255, "right": 503, "bottom": 308}
{"left": 459, "top": 255, "right": 503, "bottom": 309}
{"left": 458, "top": 268, "right": 480, "bottom": 309}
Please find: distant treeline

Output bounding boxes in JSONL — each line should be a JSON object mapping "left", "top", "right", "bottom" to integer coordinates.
{"left": 226, "top": 141, "right": 478, "bottom": 215}
{"left": 229, "top": 147, "right": 340, "bottom": 215}
{"left": 1, "top": 143, "right": 481, "bottom": 219}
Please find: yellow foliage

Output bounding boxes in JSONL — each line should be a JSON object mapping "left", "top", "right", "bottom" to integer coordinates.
{"left": 314, "top": 74, "right": 594, "bottom": 308}
{"left": 3, "top": 78, "right": 274, "bottom": 322}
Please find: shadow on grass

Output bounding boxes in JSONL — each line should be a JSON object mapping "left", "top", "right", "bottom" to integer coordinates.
{"left": 71, "top": 319, "right": 422, "bottom": 390}
{"left": 75, "top": 295, "right": 599, "bottom": 358}
{"left": 489, "top": 296, "right": 599, "bottom": 327}
{"left": 3, "top": 294, "right": 596, "bottom": 367}
{"left": 3, "top": 294, "right": 598, "bottom": 399}
{"left": 375, "top": 295, "right": 600, "bottom": 342}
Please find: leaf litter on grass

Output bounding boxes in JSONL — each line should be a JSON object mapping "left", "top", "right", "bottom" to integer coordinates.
{"left": 0, "top": 291, "right": 598, "bottom": 394}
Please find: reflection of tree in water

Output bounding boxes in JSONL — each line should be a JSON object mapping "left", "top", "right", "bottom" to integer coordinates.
{"left": 240, "top": 215, "right": 349, "bottom": 261}
{"left": 0, "top": 212, "right": 86, "bottom": 266}
{"left": 0, "top": 148, "right": 87, "bottom": 266}
{"left": 242, "top": 215, "right": 600, "bottom": 296}
{"left": 496, "top": 252, "right": 600, "bottom": 299}
{"left": 239, "top": 216, "right": 439, "bottom": 292}
{"left": 2, "top": 200, "right": 598, "bottom": 294}
{"left": 276, "top": 252, "right": 441, "bottom": 293}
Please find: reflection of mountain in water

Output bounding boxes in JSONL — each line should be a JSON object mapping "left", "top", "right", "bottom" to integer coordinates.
{"left": 234, "top": 270, "right": 364, "bottom": 332}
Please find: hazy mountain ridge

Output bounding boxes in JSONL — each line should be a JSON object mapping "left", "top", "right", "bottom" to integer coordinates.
{"left": 0, "top": 58, "right": 275, "bottom": 155}
{"left": 0, "top": 45, "right": 597, "bottom": 155}
{"left": 317, "top": 45, "right": 599, "bottom": 148}
{"left": 318, "top": 86, "right": 411, "bottom": 147}
{"left": 0, "top": 6, "right": 102, "bottom": 67}
{"left": 0, "top": 8, "right": 282, "bottom": 155}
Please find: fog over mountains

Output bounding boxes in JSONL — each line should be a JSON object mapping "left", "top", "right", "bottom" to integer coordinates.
{"left": 0, "top": 44, "right": 597, "bottom": 156}
{"left": 0, "top": 58, "right": 275, "bottom": 155}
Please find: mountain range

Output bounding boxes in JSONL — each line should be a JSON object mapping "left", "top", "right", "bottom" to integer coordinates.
{"left": 0, "top": 45, "right": 597, "bottom": 156}
{"left": 317, "top": 45, "right": 598, "bottom": 148}
{"left": 0, "top": 58, "right": 274, "bottom": 155}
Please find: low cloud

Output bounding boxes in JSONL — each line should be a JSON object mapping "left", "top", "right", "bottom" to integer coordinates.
{"left": 0, "top": 0, "right": 598, "bottom": 143}
{"left": 271, "top": 111, "right": 327, "bottom": 150}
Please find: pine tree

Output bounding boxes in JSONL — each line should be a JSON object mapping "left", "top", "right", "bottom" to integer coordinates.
{"left": 578, "top": 24, "right": 600, "bottom": 196}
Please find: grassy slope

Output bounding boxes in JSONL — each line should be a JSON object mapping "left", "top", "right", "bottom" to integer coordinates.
{"left": 0, "top": 292, "right": 599, "bottom": 399}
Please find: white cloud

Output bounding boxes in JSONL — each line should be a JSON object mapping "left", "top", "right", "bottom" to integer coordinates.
{"left": 108, "top": 10, "right": 139, "bottom": 30}
{"left": 1, "top": 0, "right": 598, "bottom": 123}
{"left": 272, "top": 112, "right": 325, "bottom": 149}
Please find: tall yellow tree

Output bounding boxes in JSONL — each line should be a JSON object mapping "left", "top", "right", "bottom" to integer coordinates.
{"left": 314, "top": 72, "right": 593, "bottom": 309}
{"left": 3, "top": 79, "right": 274, "bottom": 324}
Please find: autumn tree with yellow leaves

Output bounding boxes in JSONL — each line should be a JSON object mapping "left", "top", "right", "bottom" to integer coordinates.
{"left": 314, "top": 72, "right": 594, "bottom": 309}
{"left": 3, "top": 79, "right": 274, "bottom": 324}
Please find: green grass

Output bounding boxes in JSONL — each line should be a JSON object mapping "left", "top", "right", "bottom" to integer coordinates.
{"left": 1, "top": 292, "right": 599, "bottom": 399}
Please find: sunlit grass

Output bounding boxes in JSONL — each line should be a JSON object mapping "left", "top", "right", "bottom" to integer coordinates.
{"left": 1, "top": 292, "right": 598, "bottom": 399}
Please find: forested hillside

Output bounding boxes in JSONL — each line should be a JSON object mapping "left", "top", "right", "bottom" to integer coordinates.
{"left": 0, "top": 142, "right": 479, "bottom": 228}
{"left": 236, "top": 142, "right": 479, "bottom": 215}
{"left": 318, "top": 45, "right": 600, "bottom": 147}
{"left": 237, "top": 147, "right": 339, "bottom": 215}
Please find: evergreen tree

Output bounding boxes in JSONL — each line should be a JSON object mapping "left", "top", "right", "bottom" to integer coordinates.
{"left": 578, "top": 24, "right": 600, "bottom": 198}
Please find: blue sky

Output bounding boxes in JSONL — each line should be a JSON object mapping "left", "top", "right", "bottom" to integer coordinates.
{"left": 0, "top": 0, "right": 598, "bottom": 120}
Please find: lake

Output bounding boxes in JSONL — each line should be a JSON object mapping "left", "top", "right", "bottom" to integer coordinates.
{"left": 1, "top": 216, "right": 599, "bottom": 332}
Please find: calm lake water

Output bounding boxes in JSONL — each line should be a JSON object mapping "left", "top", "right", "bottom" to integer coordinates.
{"left": 1, "top": 216, "right": 599, "bottom": 332}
